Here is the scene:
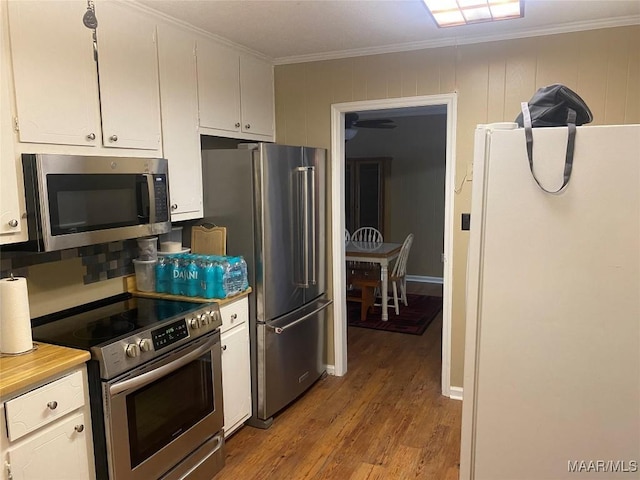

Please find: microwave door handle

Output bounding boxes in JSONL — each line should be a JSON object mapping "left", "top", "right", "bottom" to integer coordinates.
{"left": 109, "top": 339, "right": 215, "bottom": 395}
{"left": 144, "top": 174, "right": 157, "bottom": 223}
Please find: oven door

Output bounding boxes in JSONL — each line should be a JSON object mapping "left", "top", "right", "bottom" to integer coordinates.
{"left": 103, "top": 332, "right": 224, "bottom": 480}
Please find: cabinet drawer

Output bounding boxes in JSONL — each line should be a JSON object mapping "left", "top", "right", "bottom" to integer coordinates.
{"left": 220, "top": 298, "right": 248, "bottom": 334}
{"left": 5, "top": 370, "right": 85, "bottom": 442}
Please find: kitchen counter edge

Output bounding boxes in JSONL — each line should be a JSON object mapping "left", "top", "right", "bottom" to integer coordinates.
{"left": 124, "top": 275, "right": 252, "bottom": 306}
{"left": 0, "top": 343, "right": 91, "bottom": 399}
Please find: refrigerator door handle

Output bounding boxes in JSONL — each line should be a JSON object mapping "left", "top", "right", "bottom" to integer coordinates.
{"left": 309, "top": 166, "right": 317, "bottom": 286}
{"left": 294, "top": 166, "right": 313, "bottom": 288}
{"left": 265, "top": 300, "right": 332, "bottom": 334}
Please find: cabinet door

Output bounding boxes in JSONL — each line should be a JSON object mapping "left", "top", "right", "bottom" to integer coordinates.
{"left": 157, "top": 24, "right": 203, "bottom": 220}
{"left": 7, "top": 0, "right": 101, "bottom": 147}
{"left": 221, "top": 323, "right": 251, "bottom": 437}
{"left": 1, "top": 2, "right": 25, "bottom": 242}
{"left": 240, "top": 54, "right": 274, "bottom": 137}
{"left": 95, "top": 1, "right": 161, "bottom": 150}
{"left": 197, "top": 39, "right": 241, "bottom": 133}
{"left": 7, "top": 412, "right": 92, "bottom": 480}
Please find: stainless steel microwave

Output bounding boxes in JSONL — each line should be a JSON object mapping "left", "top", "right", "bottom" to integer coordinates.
{"left": 22, "top": 154, "right": 171, "bottom": 251}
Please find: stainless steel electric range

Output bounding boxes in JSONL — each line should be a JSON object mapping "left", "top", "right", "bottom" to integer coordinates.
{"left": 32, "top": 295, "right": 225, "bottom": 480}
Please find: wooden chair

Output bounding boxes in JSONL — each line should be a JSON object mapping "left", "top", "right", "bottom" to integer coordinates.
{"left": 388, "top": 233, "right": 414, "bottom": 314}
{"left": 345, "top": 228, "right": 351, "bottom": 244}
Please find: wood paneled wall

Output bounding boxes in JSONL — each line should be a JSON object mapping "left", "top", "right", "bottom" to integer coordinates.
{"left": 274, "top": 25, "right": 640, "bottom": 388}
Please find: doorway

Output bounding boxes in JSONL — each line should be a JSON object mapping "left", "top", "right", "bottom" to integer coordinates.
{"left": 330, "top": 94, "right": 457, "bottom": 397}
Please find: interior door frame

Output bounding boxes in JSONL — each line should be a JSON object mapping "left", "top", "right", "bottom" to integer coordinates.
{"left": 330, "top": 94, "right": 457, "bottom": 397}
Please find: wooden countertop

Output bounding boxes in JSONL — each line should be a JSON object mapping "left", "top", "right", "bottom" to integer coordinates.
{"left": 124, "top": 275, "right": 252, "bottom": 306}
{"left": 0, "top": 343, "right": 90, "bottom": 398}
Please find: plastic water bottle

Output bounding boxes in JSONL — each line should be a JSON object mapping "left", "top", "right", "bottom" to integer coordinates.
{"left": 202, "top": 257, "right": 215, "bottom": 299}
{"left": 155, "top": 257, "right": 169, "bottom": 293}
{"left": 169, "top": 257, "right": 181, "bottom": 296}
{"left": 186, "top": 258, "right": 199, "bottom": 297}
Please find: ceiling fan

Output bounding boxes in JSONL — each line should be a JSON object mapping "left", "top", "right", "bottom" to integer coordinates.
{"left": 345, "top": 112, "right": 396, "bottom": 140}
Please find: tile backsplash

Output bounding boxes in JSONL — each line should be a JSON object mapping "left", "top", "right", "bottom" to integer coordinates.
{"left": 1, "top": 239, "right": 138, "bottom": 284}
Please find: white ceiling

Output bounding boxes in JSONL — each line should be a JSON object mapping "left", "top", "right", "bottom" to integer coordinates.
{"left": 135, "top": 0, "right": 640, "bottom": 64}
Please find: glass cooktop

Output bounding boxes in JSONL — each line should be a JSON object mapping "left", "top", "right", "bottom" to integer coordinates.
{"left": 32, "top": 296, "right": 208, "bottom": 350}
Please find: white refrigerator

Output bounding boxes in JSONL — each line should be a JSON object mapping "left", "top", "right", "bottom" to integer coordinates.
{"left": 460, "top": 123, "right": 640, "bottom": 479}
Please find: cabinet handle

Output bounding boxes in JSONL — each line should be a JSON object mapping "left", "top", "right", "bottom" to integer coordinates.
{"left": 109, "top": 135, "right": 118, "bottom": 142}
{"left": 8, "top": 219, "right": 18, "bottom": 228}
{"left": 245, "top": 124, "right": 251, "bottom": 129}
{"left": 86, "top": 132, "right": 96, "bottom": 140}
{"left": 74, "top": 424, "right": 85, "bottom": 433}
{"left": 222, "top": 345, "right": 227, "bottom": 351}
{"left": 47, "top": 401, "right": 58, "bottom": 410}
{"left": 171, "top": 204, "right": 178, "bottom": 211}
{"left": 234, "top": 122, "right": 240, "bottom": 128}
{"left": 230, "top": 313, "right": 237, "bottom": 321}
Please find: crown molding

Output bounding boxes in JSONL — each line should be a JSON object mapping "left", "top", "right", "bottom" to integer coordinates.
{"left": 127, "top": 0, "right": 273, "bottom": 62}
{"left": 274, "top": 15, "right": 640, "bottom": 65}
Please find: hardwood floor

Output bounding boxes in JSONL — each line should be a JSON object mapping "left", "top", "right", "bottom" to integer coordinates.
{"left": 218, "top": 282, "right": 461, "bottom": 479}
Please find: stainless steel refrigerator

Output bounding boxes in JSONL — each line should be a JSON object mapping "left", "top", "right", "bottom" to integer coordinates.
{"left": 460, "top": 123, "right": 640, "bottom": 479}
{"left": 201, "top": 143, "right": 331, "bottom": 428}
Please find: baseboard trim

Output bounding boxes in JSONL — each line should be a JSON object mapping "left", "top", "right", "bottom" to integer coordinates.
{"left": 449, "top": 386, "right": 463, "bottom": 400}
{"left": 406, "top": 275, "right": 444, "bottom": 285}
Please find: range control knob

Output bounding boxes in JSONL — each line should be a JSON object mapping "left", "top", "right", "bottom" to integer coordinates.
{"left": 200, "top": 312, "right": 211, "bottom": 326}
{"left": 189, "top": 317, "right": 200, "bottom": 329}
{"left": 211, "top": 310, "right": 221, "bottom": 325}
{"left": 138, "top": 338, "right": 153, "bottom": 352}
{"left": 125, "top": 344, "right": 140, "bottom": 358}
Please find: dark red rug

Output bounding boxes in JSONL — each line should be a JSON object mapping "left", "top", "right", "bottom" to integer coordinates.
{"left": 347, "top": 294, "right": 442, "bottom": 335}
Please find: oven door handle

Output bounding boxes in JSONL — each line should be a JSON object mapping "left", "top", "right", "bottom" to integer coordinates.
{"left": 109, "top": 339, "right": 215, "bottom": 396}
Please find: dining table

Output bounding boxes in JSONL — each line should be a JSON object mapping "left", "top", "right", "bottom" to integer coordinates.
{"left": 345, "top": 241, "right": 402, "bottom": 321}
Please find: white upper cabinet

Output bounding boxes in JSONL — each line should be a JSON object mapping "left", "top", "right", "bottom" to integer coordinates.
{"left": 1, "top": 1, "right": 26, "bottom": 243}
{"left": 157, "top": 23, "right": 203, "bottom": 221}
{"left": 6, "top": 0, "right": 161, "bottom": 151}
{"left": 240, "top": 54, "right": 274, "bottom": 137}
{"left": 197, "top": 38, "right": 274, "bottom": 140}
{"left": 95, "top": 1, "right": 161, "bottom": 150}
{"left": 197, "top": 39, "right": 241, "bottom": 134}
{"left": 7, "top": 1, "right": 101, "bottom": 147}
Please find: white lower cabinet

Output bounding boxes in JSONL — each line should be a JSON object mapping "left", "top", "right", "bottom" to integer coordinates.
{"left": 6, "top": 412, "right": 92, "bottom": 480}
{"left": 1, "top": 367, "right": 95, "bottom": 480}
{"left": 220, "top": 297, "right": 252, "bottom": 437}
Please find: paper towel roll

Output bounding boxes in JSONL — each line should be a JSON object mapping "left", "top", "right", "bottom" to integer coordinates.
{"left": 0, "top": 276, "right": 33, "bottom": 354}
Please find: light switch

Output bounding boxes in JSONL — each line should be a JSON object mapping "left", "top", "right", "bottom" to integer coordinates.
{"left": 462, "top": 213, "right": 471, "bottom": 231}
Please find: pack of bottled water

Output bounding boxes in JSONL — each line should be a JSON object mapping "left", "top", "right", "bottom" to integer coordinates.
{"left": 156, "top": 253, "right": 249, "bottom": 299}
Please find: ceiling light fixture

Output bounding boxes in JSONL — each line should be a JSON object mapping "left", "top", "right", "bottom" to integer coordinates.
{"left": 422, "top": 0, "right": 523, "bottom": 28}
